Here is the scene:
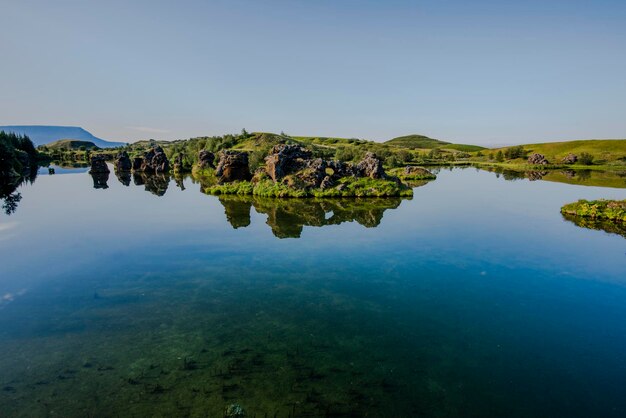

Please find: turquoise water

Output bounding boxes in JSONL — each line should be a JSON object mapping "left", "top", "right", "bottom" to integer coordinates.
{"left": 1, "top": 167, "right": 625, "bottom": 417}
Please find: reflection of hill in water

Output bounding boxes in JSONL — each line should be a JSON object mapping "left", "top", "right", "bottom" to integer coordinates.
{"left": 562, "top": 213, "right": 626, "bottom": 239}
{"left": 480, "top": 166, "right": 626, "bottom": 188}
{"left": 218, "top": 195, "right": 409, "bottom": 238}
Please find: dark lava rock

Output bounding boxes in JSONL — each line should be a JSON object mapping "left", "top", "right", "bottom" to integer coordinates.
{"left": 135, "top": 146, "right": 170, "bottom": 173}
{"left": 527, "top": 153, "right": 549, "bottom": 165}
{"left": 403, "top": 166, "right": 433, "bottom": 176}
{"left": 320, "top": 175, "right": 334, "bottom": 189}
{"left": 356, "top": 152, "right": 386, "bottom": 179}
{"left": 561, "top": 153, "right": 578, "bottom": 164}
{"left": 215, "top": 151, "right": 252, "bottom": 182}
{"left": 265, "top": 144, "right": 313, "bottom": 182}
{"left": 198, "top": 150, "right": 215, "bottom": 169}
{"left": 90, "top": 155, "right": 110, "bottom": 174}
{"left": 114, "top": 151, "right": 132, "bottom": 172}
{"left": 296, "top": 158, "right": 327, "bottom": 188}
{"left": 327, "top": 160, "right": 356, "bottom": 179}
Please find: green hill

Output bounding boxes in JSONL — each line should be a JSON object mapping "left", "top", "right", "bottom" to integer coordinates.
{"left": 490, "top": 139, "right": 626, "bottom": 163}
{"left": 46, "top": 139, "right": 100, "bottom": 150}
{"left": 385, "top": 134, "right": 449, "bottom": 149}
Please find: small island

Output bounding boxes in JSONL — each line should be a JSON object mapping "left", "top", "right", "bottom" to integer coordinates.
{"left": 561, "top": 199, "right": 626, "bottom": 222}
{"left": 101, "top": 140, "right": 436, "bottom": 198}
{"left": 196, "top": 145, "right": 419, "bottom": 198}
{"left": 561, "top": 199, "right": 626, "bottom": 238}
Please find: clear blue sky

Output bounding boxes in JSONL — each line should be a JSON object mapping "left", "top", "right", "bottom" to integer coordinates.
{"left": 2, "top": 0, "right": 625, "bottom": 145}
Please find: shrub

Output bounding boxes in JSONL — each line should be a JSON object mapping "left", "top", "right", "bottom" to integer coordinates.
{"left": 579, "top": 152, "right": 594, "bottom": 165}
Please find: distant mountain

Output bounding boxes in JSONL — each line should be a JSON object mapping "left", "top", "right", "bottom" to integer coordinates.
{"left": 0, "top": 125, "right": 126, "bottom": 148}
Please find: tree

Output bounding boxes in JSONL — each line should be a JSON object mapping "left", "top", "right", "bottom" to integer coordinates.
{"left": 504, "top": 145, "right": 525, "bottom": 159}
{"left": 495, "top": 150, "right": 504, "bottom": 162}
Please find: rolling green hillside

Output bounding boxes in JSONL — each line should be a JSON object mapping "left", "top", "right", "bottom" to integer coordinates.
{"left": 489, "top": 139, "right": 626, "bottom": 163}
{"left": 45, "top": 139, "right": 100, "bottom": 150}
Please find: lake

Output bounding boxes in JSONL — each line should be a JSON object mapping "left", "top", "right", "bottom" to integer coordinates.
{"left": 1, "top": 166, "right": 625, "bottom": 417}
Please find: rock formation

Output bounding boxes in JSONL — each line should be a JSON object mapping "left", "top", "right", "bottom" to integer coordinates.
{"left": 89, "top": 155, "right": 110, "bottom": 174}
{"left": 403, "top": 166, "right": 433, "bottom": 177}
{"left": 561, "top": 153, "right": 578, "bottom": 164}
{"left": 356, "top": 152, "right": 386, "bottom": 179}
{"left": 262, "top": 145, "right": 390, "bottom": 187}
{"left": 215, "top": 150, "right": 252, "bottom": 182}
{"left": 264, "top": 144, "right": 313, "bottom": 181}
{"left": 198, "top": 150, "right": 215, "bottom": 169}
{"left": 527, "top": 153, "right": 549, "bottom": 165}
{"left": 114, "top": 151, "right": 132, "bottom": 171}
{"left": 135, "top": 146, "right": 170, "bottom": 173}
{"left": 327, "top": 160, "right": 356, "bottom": 178}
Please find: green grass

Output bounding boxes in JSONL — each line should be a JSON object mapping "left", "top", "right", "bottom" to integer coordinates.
{"left": 202, "top": 177, "right": 413, "bottom": 198}
{"left": 561, "top": 199, "right": 626, "bottom": 222}
{"left": 440, "top": 144, "right": 486, "bottom": 152}
{"left": 484, "top": 139, "right": 626, "bottom": 164}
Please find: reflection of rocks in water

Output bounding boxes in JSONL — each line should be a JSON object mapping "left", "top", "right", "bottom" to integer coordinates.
{"left": 133, "top": 172, "right": 145, "bottom": 186}
{"left": 561, "top": 170, "right": 576, "bottom": 179}
{"left": 90, "top": 172, "right": 110, "bottom": 189}
{"left": 217, "top": 195, "right": 406, "bottom": 238}
{"left": 132, "top": 172, "right": 169, "bottom": 195}
{"left": 562, "top": 213, "right": 626, "bottom": 239}
{"left": 526, "top": 171, "right": 548, "bottom": 181}
{"left": 174, "top": 175, "right": 186, "bottom": 191}
{"left": 115, "top": 170, "right": 131, "bottom": 186}
{"left": 483, "top": 167, "right": 525, "bottom": 181}
{"left": 219, "top": 196, "right": 252, "bottom": 228}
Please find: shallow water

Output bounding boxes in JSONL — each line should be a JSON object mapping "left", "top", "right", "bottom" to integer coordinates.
{"left": 1, "top": 166, "right": 625, "bottom": 417}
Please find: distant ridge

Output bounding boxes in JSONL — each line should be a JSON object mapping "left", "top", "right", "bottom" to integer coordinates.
{"left": 385, "top": 134, "right": 448, "bottom": 149}
{"left": 0, "top": 125, "right": 126, "bottom": 148}
{"left": 385, "top": 134, "right": 485, "bottom": 151}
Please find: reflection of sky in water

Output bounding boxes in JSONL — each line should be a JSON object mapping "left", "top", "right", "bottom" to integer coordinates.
{"left": 37, "top": 164, "right": 90, "bottom": 175}
{"left": 0, "top": 167, "right": 625, "bottom": 416}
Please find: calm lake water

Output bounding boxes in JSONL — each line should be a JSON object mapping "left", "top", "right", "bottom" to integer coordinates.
{"left": 1, "top": 166, "right": 625, "bottom": 417}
